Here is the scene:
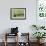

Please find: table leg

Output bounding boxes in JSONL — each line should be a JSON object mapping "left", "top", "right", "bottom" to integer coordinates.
{"left": 4, "top": 34, "right": 7, "bottom": 46}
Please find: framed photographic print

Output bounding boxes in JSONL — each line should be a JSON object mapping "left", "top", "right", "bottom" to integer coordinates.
{"left": 36, "top": 0, "right": 46, "bottom": 26}
{"left": 10, "top": 8, "right": 26, "bottom": 20}
{"left": 37, "top": 0, "right": 46, "bottom": 19}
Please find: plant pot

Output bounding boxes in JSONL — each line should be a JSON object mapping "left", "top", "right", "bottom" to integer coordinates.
{"left": 37, "top": 39, "right": 40, "bottom": 43}
{"left": 37, "top": 39, "right": 44, "bottom": 44}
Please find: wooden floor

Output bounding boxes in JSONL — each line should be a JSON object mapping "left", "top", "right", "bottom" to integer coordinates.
{"left": 0, "top": 42, "right": 46, "bottom": 46}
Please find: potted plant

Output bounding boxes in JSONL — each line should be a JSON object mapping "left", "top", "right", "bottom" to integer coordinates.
{"left": 33, "top": 32, "right": 46, "bottom": 43}
{"left": 32, "top": 24, "right": 45, "bottom": 30}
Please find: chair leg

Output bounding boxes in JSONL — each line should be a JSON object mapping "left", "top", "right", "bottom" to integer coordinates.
{"left": 4, "top": 40, "right": 7, "bottom": 46}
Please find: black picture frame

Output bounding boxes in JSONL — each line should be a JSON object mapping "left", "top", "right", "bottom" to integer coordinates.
{"left": 10, "top": 8, "right": 26, "bottom": 20}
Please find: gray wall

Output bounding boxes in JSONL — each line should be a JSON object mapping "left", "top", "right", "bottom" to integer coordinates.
{"left": 0, "top": 0, "right": 38, "bottom": 42}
